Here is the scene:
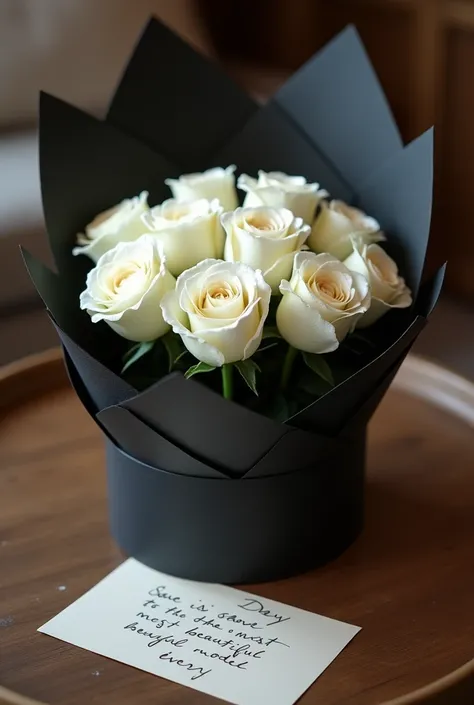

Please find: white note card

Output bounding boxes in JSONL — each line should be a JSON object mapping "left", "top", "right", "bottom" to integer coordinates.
{"left": 39, "top": 559, "right": 360, "bottom": 705}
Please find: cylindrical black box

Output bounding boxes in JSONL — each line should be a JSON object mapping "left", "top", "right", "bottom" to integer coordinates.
{"left": 106, "top": 429, "right": 365, "bottom": 584}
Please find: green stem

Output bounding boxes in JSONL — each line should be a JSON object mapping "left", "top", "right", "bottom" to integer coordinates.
{"left": 222, "top": 363, "right": 234, "bottom": 400}
{"left": 281, "top": 345, "right": 298, "bottom": 390}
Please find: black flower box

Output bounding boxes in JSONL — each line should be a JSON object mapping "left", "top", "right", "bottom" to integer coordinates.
{"left": 23, "top": 18, "right": 443, "bottom": 584}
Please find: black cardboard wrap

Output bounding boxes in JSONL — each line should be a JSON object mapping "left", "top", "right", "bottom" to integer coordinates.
{"left": 23, "top": 18, "right": 444, "bottom": 583}
{"left": 214, "top": 104, "right": 353, "bottom": 203}
{"left": 108, "top": 19, "right": 257, "bottom": 167}
{"left": 274, "top": 26, "right": 403, "bottom": 186}
{"left": 104, "top": 431, "right": 366, "bottom": 584}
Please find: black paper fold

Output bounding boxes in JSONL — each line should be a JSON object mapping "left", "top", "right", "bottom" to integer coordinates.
{"left": 416, "top": 263, "right": 447, "bottom": 318}
{"left": 356, "top": 129, "right": 434, "bottom": 297}
{"left": 107, "top": 18, "right": 256, "bottom": 167}
{"left": 274, "top": 25, "right": 403, "bottom": 187}
{"left": 40, "top": 92, "right": 177, "bottom": 277}
{"left": 55, "top": 325, "right": 136, "bottom": 411}
{"left": 120, "top": 372, "right": 288, "bottom": 476}
{"left": 22, "top": 248, "right": 126, "bottom": 368}
{"left": 97, "top": 405, "right": 226, "bottom": 479}
{"left": 290, "top": 316, "right": 426, "bottom": 435}
{"left": 215, "top": 104, "right": 353, "bottom": 202}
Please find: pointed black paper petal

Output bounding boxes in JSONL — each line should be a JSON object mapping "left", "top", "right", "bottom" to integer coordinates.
{"left": 215, "top": 103, "right": 353, "bottom": 202}
{"left": 107, "top": 18, "right": 256, "bottom": 168}
{"left": 416, "top": 263, "right": 446, "bottom": 318}
{"left": 61, "top": 347, "right": 127, "bottom": 443}
{"left": 53, "top": 324, "right": 136, "bottom": 411}
{"left": 97, "top": 406, "right": 226, "bottom": 479}
{"left": 290, "top": 316, "right": 426, "bottom": 435}
{"left": 40, "top": 92, "right": 178, "bottom": 276}
{"left": 356, "top": 129, "right": 433, "bottom": 297}
{"left": 120, "top": 372, "right": 288, "bottom": 476}
{"left": 275, "top": 25, "right": 402, "bottom": 188}
{"left": 62, "top": 347, "right": 99, "bottom": 417}
{"left": 22, "top": 248, "right": 124, "bottom": 364}
{"left": 22, "top": 248, "right": 101, "bottom": 352}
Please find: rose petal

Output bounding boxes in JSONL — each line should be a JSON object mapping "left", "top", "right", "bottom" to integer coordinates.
{"left": 277, "top": 285, "right": 339, "bottom": 354}
{"left": 80, "top": 235, "right": 174, "bottom": 342}
{"left": 223, "top": 207, "right": 310, "bottom": 292}
{"left": 309, "top": 199, "right": 383, "bottom": 260}
{"left": 160, "top": 289, "right": 226, "bottom": 367}
{"left": 162, "top": 258, "right": 271, "bottom": 366}
{"left": 165, "top": 166, "right": 238, "bottom": 211}
{"left": 238, "top": 171, "right": 327, "bottom": 224}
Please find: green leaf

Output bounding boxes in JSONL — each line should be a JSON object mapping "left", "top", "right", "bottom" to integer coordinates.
{"left": 256, "top": 342, "right": 279, "bottom": 354}
{"left": 261, "top": 326, "right": 282, "bottom": 340}
{"left": 121, "top": 340, "right": 155, "bottom": 373}
{"left": 174, "top": 350, "right": 189, "bottom": 365}
{"left": 184, "top": 361, "right": 216, "bottom": 379}
{"left": 162, "top": 332, "right": 184, "bottom": 372}
{"left": 235, "top": 359, "right": 259, "bottom": 395}
{"left": 302, "top": 352, "right": 335, "bottom": 386}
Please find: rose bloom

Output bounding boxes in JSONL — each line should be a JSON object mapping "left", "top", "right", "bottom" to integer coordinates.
{"left": 165, "top": 166, "right": 238, "bottom": 211}
{"left": 160, "top": 259, "right": 271, "bottom": 367}
{"left": 276, "top": 252, "right": 371, "bottom": 353}
{"left": 73, "top": 191, "right": 149, "bottom": 263}
{"left": 238, "top": 170, "right": 327, "bottom": 225}
{"left": 309, "top": 199, "right": 384, "bottom": 260}
{"left": 222, "top": 206, "right": 310, "bottom": 293}
{"left": 80, "top": 234, "right": 175, "bottom": 342}
{"left": 141, "top": 198, "right": 224, "bottom": 277}
{"left": 344, "top": 239, "right": 412, "bottom": 327}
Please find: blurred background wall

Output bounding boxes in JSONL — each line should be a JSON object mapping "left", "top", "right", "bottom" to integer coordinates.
{"left": 1, "top": 0, "right": 474, "bottom": 366}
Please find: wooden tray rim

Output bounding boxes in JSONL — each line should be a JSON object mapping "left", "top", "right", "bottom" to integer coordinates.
{"left": 1, "top": 348, "right": 473, "bottom": 705}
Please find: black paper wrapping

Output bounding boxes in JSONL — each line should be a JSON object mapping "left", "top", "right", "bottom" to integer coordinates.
{"left": 23, "top": 18, "right": 444, "bottom": 583}
{"left": 104, "top": 431, "right": 366, "bottom": 584}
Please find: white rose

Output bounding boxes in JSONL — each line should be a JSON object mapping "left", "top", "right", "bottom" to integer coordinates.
{"left": 309, "top": 199, "right": 385, "bottom": 260}
{"left": 237, "top": 171, "right": 328, "bottom": 225}
{"left": 79, "top": 235, "right": 175, "bottom": 342}
{"left": 344, "top": 240, "right": 412, "bottom": 328}
{"left": 73, "top": 191, "right": 149, "bottom": 263}
{"left": 276, "top": 252, "right": 371, "bottom": 353}
{"left": 141, "top": 198, "right": 224, "bottom": 277}
{"left": 222, "top": 206, "right": 310, "bottom": 293}
{"left": 165, "top": 166, "right": 238, "bottom": 211}
{"left": 160, "top": 259, "right": 271, "bottom": 367}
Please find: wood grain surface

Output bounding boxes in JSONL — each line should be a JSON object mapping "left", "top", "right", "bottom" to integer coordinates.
{"left": 0, "top": 350, "right": 473, "bottom": 705}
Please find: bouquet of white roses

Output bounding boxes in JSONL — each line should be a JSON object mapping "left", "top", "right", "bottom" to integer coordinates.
{"left": 24, "top": 19, "right": 444, "bottom": 584}
{"left": 75, "top": 168, "right": 412, "bottom": 414}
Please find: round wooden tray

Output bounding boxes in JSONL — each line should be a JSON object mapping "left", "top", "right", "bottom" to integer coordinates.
{"left": 1, "top": 349, "right": 474, "bottom": 705}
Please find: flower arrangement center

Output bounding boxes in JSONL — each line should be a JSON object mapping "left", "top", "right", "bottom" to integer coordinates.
{"left": 307, "top": 271, "right": 350, "bottom": 306}
{"left": 113, "top": 264, "right": 143, "bottom": 291}
{"left": 244, "top": 212, "right": 285, "bottom": 236}
{"left": 207, "top": 283, "right": 236, "bottom": 301}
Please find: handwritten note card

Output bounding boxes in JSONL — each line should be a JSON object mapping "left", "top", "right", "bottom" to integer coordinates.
{"left": 39, "top": 559, "right": 360, "bottom": 705}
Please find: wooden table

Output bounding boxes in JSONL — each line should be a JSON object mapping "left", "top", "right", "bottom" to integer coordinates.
{"left": 1, "top": 349, "right": 474, "bottom": 705}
